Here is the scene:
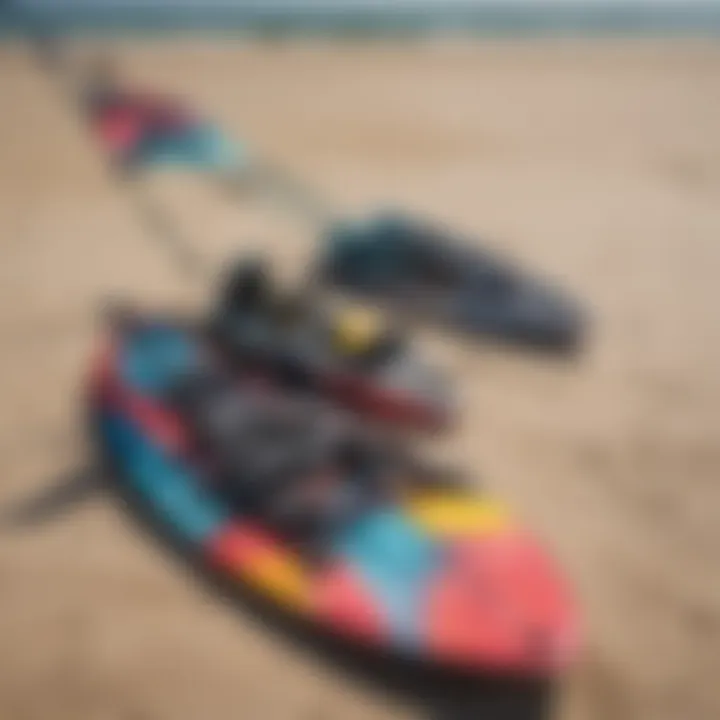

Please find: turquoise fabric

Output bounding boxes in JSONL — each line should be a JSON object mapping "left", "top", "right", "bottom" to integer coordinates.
{"left": 120, "top": 324, "right": 199, "bottom": 398}
{"left": 338, "top": 509, "right": 440, "bottom": 647}
{"left": 100, "top": 411, "right": 229, "bottom": 542}
{"left": 133, "top": 124, "right": 244, "bottom": 170}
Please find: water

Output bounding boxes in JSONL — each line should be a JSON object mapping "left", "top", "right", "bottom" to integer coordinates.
{"left": 2, "top": 2, "right": 720, "bottom": 37}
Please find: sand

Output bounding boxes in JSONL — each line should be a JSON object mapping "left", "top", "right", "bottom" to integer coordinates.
{"left": 0, "top": 38, "right": 719, "bottom": 720}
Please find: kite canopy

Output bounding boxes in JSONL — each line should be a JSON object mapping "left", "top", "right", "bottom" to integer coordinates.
{"left": 90, "top": 318, "right": 579, "bottom": 677}
{"left": 90, "top": 91, "right": 245, "bottom": 171}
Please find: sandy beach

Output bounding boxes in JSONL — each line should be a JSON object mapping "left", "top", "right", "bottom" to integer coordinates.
{"left": 0, "top": 38, "right": 719, "bottom": 720}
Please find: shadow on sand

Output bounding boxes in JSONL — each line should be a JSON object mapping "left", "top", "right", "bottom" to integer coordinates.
{"left": 0, "top": 466, "right": 99, "bottom": 530}
{"left": 2, "top": 459, "right": 555, "bottom": 720}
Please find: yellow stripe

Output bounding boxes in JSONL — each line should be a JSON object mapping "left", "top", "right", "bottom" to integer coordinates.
{"left": 243, "top": 553, "right": 310, "bottom": 611}
{"left": 408, "top": 492, "right": 511, "bottom": 536}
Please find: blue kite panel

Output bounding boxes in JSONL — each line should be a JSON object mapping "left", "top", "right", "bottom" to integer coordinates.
{"left": 338, "top": 509, "right": 440, "bottom": 647}
{"left": 100, "top": 411, "right": 229, "bottom": 543}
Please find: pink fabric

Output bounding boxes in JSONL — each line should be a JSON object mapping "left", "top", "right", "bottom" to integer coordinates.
{"left": 427, "top": 532, "right": 578, "bottom": 673}
{"left": 313, "top": 563, "right": 386, "bottom": 642}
